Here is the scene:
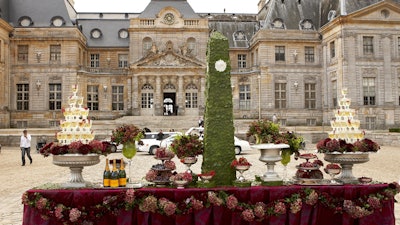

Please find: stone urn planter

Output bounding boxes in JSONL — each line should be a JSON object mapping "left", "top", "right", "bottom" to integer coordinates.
{"left": 251, "top": 143, "right": 290, "bottom": 182}
{"left": 324, "top": 152, "right": 369, "bottom": 183}
{"left": 53, "top": 154, "right": 100, "bottom": 188}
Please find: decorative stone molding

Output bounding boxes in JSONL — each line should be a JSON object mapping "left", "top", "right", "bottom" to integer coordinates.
{"left": 361, "top": 68, "right": 377, "bottom": 77}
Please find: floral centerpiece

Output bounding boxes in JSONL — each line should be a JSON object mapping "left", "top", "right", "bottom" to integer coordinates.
{"left": 111, "top": 124, "right": 143, "bottom": 145}
{"left": 39, "top": 140, "right": 112, "bottom": 157}
{"left": 316, "top": 138, "right": 380, "bottom": 153}
{"left": 155, "top": 147, "right": 175, "bottom": 160}
{"left": 247, "top": 119, "right": 304, "bottom": 157}
{"left": 231, "top": 157, "right": 252, "bottom": 168}
{"left": 169, "top": 134, "right": 203, "bottom": 159}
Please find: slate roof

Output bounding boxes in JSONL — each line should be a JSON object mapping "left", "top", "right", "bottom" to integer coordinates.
{"left": 78, "top": 18, "right": 130, "bottom": 47}
{"left": 263, "top": 0, "right": 400, "bottom": 30}
{"left": 5, "top": 0, "right": 77, "bottom": 27}
{"left": 139, "top": 0, "right": 199, "bottom": 18}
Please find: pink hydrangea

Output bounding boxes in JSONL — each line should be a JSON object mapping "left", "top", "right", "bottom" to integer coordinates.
{"left": 54, "top": 204, "right": 65, "bottom": 219}
{"left": 207, "top": 191, "right": 223, "bottom": 206}
{"left": 274, "top": 201, "right": 287, "bottom": 215}
{"left": 139, "top": 196, "right": 158, "bottom": 213}
{"left": 125, "top": 189, "right": 136, "bottom": 204}
{"left": 21, "top": 192, "right": 29, "bottom": 205}
{"left": 164, "top": 160, "right": 176, "bottom": 170}
{"left": 145, "top": 170, "right": 157, "bottom": 182}
{"left": 254, "top": 202, "right": 266, "bottom": 218}
{"left": 241, "top": 209, "right": 255, "bottom": 222}
{"left": 305, "top": 190, "right": 318, "bottom": 205}
{"left": 190, "top": 197, "right": 204, "bottom": 211}
{"left": 290, "top": 198, "right": 302, "bottom": 214}
{"left": 162, "top": 201, "right": 177, "bottom": 216}
{"left": 36, "top": 197, "right": 48, "bottom": 210}
{"left": 343, "top": 200, "right": 373, "bottom": 218}
{"left": 226, "top": 195, "right": 238, "bottom": 210}
{"left": 69, "top": 208, "right": 81, "bottom": 222}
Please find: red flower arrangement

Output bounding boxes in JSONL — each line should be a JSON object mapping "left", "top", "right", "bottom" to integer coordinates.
{"left": 198, "top": 170, "right": 216, "bottom": 177}
{"left": 39, "top": 140, "right": 112, "bottom": 157}
{"left": 111, "top": 124, "right": 143, "bottom": 145}
{"left": 325, "top": 163, "right": 341, "bottom": 170}
{"left": 155, "top": 147, "right": 175, "bottom": 159}
{"left": 231, "top": 157, "right": 252, "bottom": 168}
{"left": 170, "top": 172, "right": 193, "bottom": 182}
{"left": 316, "top": 138, "right": 380, "bottom": 153}
{"left": 169, "top": 134, "right": 203, "bottom": 158}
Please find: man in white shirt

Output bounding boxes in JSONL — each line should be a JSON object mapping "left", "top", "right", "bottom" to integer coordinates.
{"left": 20, "top": 130, "right": 32, "bottom": 166}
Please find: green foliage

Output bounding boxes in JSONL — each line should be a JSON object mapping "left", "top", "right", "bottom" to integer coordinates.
{"left": 202, "top": 31, "right": 236, "bottom": 186}
{"left": 389, "top": 128, "right": 400, "bottom": 133}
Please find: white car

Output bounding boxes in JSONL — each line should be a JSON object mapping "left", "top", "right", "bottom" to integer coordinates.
{"left": 161, "top": 130, "right": 251, "bottom": 155}
{"left": 138, "top": 131, "right": 182, "bottom": 154}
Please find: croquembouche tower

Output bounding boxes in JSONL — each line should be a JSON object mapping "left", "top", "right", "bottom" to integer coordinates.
{"left": 57, "top": 84, "right": 94, "bottom": 145}
{"left": 328, "top": 88, "right": 364, "bottom": 143}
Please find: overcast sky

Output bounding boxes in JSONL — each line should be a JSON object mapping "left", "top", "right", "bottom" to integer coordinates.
{"left": 73, "top": 0, "right": 260, "bottom": 14}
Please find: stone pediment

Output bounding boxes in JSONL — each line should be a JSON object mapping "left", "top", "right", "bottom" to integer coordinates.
{"left": 349, "top": 1, "right": 400, "bottom": 22}
{"left": 133, "top": 51, "right": 204, "bottom": 68}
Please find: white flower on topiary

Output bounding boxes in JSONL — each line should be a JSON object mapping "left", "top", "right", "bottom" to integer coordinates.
{"left": 215, "top": 59, "right": 227, "bottom": 72}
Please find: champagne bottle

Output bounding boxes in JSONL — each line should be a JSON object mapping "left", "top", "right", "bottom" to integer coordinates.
{"left": 103, "top": 158, "right": 111, "bottom": 187}
{"left": 118, "top": 158, "right": 127, "bottom": 187}
{"left": 110, "top": 159, "right": 119, "bottom": 188}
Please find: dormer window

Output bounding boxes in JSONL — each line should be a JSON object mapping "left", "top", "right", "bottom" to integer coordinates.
{"left": 118, "top": 29, "right": 129, "bottom": 39}
{"left": 300, "top": 19, "right": 314, "bottom": 30}
{"left": 234, "top": 31, "right": 247, "bottom": 41}
{"left": 271, "top": 18, "right": 285, "bottom": 29}
{"left": 51, "top": 16, "right": 65, "bottom": 27}
{"left": 18, "top": 16, "right": 33, "bottom": 27}
{"left": 90, "top": 29, "right": 102, "bottom": 39}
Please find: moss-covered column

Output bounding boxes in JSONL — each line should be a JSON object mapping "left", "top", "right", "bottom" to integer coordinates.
{"left": 201, "top": 31, "right": 236, "bottom": 186}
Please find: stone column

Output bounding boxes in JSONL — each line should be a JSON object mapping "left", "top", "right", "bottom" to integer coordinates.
{"left": 155, "top": 76, "right": 162, "bottom": 116}
{"left": 177, "top": 76, "right": 184, "bottom": 115}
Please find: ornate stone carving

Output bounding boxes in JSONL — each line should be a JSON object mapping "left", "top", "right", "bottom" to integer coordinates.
{"left": 361, "top": 68, "right": 377, "bottom": 77}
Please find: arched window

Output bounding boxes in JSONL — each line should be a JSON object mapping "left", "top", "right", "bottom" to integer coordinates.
{"left": 142, "top": 37, "right": 153, "bottom": 55}
{"left": 271, "top": 18, "right": 285, "bottom": 29}
{"left": 164, "top": 83, "right": 176, "bottom": 90}
{"left": 141, "top": 84, "right": 154, "bottom": 108}
{"left": 187, "top": 37, "right": 196, "bottom": 56}
{"left": 185, "top": 83, "right": 198, "bottom": 108}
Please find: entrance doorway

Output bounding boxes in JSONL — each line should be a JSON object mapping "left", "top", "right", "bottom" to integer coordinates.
{"left": 163, "top": 93, "right": 176, "bottom": 116}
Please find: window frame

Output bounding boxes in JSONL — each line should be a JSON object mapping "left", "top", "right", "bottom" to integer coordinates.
{"left": 112, "top": 86, "right": 124, "bottom": 110}
{"left": 275, "top": 46, "right": 285, "bottom": 62}
{"left": 17, "top": 84, "right": 29, "bottom": 110}
{"left": 304, "top": 83, "right": 316, "bottom": 109}
{"left": 50, "top": 44, "right": 61, "bottom": 62}
{"left": 274, "top": 82, "right": 286, "bottom": 109}
{"left": 304, "top": 46, "right": 315, "bottom": 63}
{"left": 237, "top": 54, "right": 247, "bottom": 68}
{"left": 239, "top": 84, "right": 251, "bottom": 110}
{"left": 49, "top": 83, "right": 62, "bottom": 110}
{"left": 87, "top": 85, "right": 99, "bottom": 111}
{"left": 363, "top": 77, "right": 376, "bottom": 106}
{"left": 90, "top": 54, "right": 100, "bottom": 68}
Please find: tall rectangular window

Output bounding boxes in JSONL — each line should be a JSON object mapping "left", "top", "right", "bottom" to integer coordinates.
{"left": 275, "top": 46, "right": 285, "bottom": 61}
{"left": 118, "top": 54, "right": 128, "bottom": 68}
{"left": 398, "top": 37, "right": 400, "bottom": 57}
{"left": 87, "top": 85, "right": 99, "bottom": 110}
{"left": 112, "top": 86, "right": 124, "bottom": 110}
{"left": 305, "top": 83, "right": 316, "bottom": 109}
{"left": 363, "top": 77, "right": 376, "bottom": 105}
{"left": 18, "top": 45, "right": 28, "bottom": 62}
{"left": 185, "top": 92, "right": 198, "bottom": 108}
{"left": 50, "top": 45, "right": 61, "bottom": 62}
{"left": 49, "top": 83, "right": 62, "bottom": 110}
{"left": 332, "top": 80, "right": 337, "bottom": 107}
{"left": 239, "top": 84, "right": 251, "bottom": 110}
{"left": 238, "top": 54, "right": 247, "bottom": 68}
{"left": 90, "top": 54, "right": 100, "bottom": 68}
{"left": 274, "top": 83, "right": 286, "bottom": 109}
{"left": 305, "top": 46, "right": 315, "bottom": 62}
{"left": 330, "top": 41, "right": 335, "bottom": 58}
{"left": 363, "top": 36, "right": 374, "bottom": 54}
{"left": 141, "top": 92, "right": 153, "bottom": 108}
{"left": 17, "top": 84, "right": 29, "bottom": 110}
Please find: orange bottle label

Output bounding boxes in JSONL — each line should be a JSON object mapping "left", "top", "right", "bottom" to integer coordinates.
{"left": 110, "top": 179, "right": 119, "bottom": 187}
{"left": 119, "top": 178, "right": 127, "bottom": 187}
{"left": 103, "top": 179, "right": 110, "bottom": 187}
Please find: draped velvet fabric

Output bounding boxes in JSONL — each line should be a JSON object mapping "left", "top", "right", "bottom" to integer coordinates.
{"left": 23, "top": 184, "right": 395, "bottom": 225}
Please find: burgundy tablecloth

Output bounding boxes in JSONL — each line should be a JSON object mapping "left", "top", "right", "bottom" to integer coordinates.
{"left": 23, "top": 184, "right": 395, "bottom": 225}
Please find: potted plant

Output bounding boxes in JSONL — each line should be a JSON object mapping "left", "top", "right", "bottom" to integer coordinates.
{"left": 169, "top": 134, "right": 203, "bottom": 160}
{"left": 246, "top": 119, "right": 303, "bottom": 183}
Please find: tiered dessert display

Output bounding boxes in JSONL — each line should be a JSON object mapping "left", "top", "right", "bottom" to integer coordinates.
{"left": 294, "top": 153, "right": 324, "bottom": 185}
{"left": 317, "top": 88, "right": 380, "bottom": 183}
{"left": 145, "top": 148, "right": 176, "bottom": 187}
{"left": 58, "top": 84, "right": 93, "bottom": 145}
{"left": 51, "top": 84, "right": 100, "bottom": 188}
{"left": 328, "top": 88, "right": 362, "bottom": 143}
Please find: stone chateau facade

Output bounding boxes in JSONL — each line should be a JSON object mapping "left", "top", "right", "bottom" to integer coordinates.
{"left": 0, "top": 0, "right": 400, "bottom": 129}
